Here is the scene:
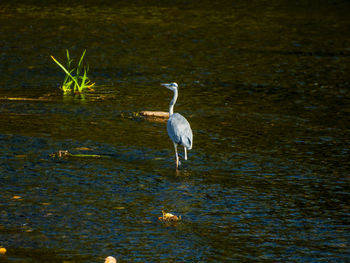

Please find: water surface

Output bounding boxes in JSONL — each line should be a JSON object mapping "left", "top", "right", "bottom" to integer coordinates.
{"left": 0, "top": 0, "right": 349, "bottom": 262}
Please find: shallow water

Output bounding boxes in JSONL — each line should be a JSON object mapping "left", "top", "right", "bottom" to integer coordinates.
{"left": 0, "top": 0, "right": 349, "bottom": 262}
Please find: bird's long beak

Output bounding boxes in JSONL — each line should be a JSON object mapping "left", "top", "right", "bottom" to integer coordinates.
{"left": 161, "top": 83, "right": 171, "bottom": 89}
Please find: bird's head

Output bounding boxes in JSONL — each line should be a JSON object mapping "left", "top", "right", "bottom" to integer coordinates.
{"left": 161, "top": 82, "right": 178, "bottom": 92}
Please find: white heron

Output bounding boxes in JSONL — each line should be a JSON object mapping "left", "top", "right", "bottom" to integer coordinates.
{"left": 162, "top": 82, "right": 193, "bottom": 169}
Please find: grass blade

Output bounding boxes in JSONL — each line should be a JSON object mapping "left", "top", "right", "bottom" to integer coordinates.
{"left": 76, "top": 49, "right": 86, "bottom": 77}
{"left": 51, "top": 55, "right": 81, "bottom": 90}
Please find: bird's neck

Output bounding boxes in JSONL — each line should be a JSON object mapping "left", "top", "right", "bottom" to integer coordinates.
{"left": 169, "top": 89, "right": 178, "bottom": 116}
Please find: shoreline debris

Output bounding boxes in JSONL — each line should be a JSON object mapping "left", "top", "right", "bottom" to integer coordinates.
{"left": 50, "top": 150, "right": 107, "bottom": 159}
{"left": 0, "top": 247, "right": 6, "bottom": 255}
{"left": 139, "top": 111, "right": 169, "bottom": 118}
{"left": 135, "top": 111, "right": 169, "bottom": 122}
{"left": 158, "top": 210, "right": 181, "bottom": 222}
{"left": 104, "top": 256, "right": 117, "bottom": 263}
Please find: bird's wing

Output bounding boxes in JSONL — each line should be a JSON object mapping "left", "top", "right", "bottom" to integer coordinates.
{"left": 167, "top": 113, "right": 193, "bottom": 149}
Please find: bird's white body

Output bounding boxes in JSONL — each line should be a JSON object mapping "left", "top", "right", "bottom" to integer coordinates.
{"left": 167, "top": 113, "right": 193, "bottom": 150}
{"left": 162, "top": 82, "right": 193, "bottom": 168}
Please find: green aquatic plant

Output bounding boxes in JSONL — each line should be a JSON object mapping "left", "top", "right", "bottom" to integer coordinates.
{"left": 51, "top": 49, "right": 95, "bottom": 94}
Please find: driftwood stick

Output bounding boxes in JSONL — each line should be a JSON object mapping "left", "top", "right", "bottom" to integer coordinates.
{"left": 139, "top": 111, "right": 169, "bottom": 118}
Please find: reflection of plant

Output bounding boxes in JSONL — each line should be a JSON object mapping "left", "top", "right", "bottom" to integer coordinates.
{"left": 51, "top": 49, "right": 95, "bottom": 94}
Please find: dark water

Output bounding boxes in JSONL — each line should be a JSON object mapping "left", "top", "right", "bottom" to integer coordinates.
{"left": 1, "top": 0, "right": 349, "bottom": 262}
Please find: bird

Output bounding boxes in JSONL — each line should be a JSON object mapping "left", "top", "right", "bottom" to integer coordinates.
{"left": 162, "top": 82, "right": 193, "bottom": 169}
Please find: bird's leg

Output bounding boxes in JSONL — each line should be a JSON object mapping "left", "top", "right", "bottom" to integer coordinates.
{"left": 173, "top": 143, "right": 179, "bottom": 168}
{"left": 184, "top": 147, "right": 187, "bottom": 160}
